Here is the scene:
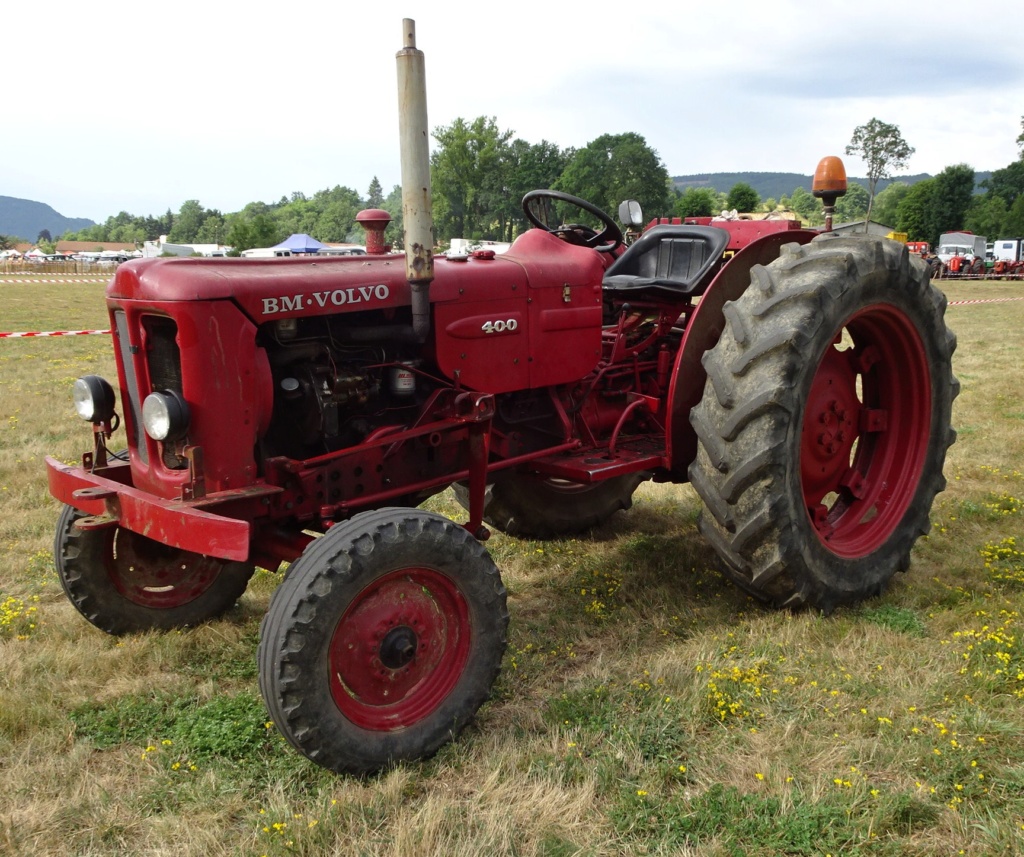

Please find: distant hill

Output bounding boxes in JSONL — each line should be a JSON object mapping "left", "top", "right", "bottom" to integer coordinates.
{"left": 671, "top": 172, "right": 992, "bottom": 200}
{"left": 0, "top": 196, "right": 95, "bottom": 242}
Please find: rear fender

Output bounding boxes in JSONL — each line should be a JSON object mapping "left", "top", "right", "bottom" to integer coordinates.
{"left": 664, "top": 229, "right": 817, "bottom": 478}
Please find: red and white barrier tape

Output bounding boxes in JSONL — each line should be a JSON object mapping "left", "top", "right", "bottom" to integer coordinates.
{"left": 947, "top": 297, "right": 1024, "bottom": 306}
{"left": 0, "top": 329, "right": 111, "bottom": 338}
{"left": 0, "top": 278, "right": 110, "bottom": 284}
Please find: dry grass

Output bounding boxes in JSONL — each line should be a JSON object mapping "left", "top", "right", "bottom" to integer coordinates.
{"left": 1, "top": 277, "right": 1023, "bottom": 856}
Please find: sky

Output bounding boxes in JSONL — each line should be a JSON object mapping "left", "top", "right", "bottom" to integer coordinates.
{"left": 4, "top": 0, "right": 1023, "bottom": 223}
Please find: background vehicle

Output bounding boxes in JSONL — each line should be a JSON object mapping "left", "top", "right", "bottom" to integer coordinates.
{"left": 936, "top": 231, "right": 987, "bottom": 276}
{"left": 990, "top": 238, "right": 1024, "bottom": 276}
{"left": 46, "top": 20, "right": 958, "bottom": 775}
{"left": 239, "top": 247, "right": 293, "bottom": 258}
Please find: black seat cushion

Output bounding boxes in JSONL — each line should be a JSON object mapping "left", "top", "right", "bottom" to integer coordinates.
{"left": 603, "top": 224, "right": 729, "bottom": 297}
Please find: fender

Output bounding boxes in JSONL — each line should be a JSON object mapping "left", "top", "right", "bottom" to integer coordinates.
{"left": 664, "top": 228, "right": 817, "bottom": 478}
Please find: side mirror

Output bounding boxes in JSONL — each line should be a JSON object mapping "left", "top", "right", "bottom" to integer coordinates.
{"left": 618, "top": 200, "right": 644, "bottom": 228}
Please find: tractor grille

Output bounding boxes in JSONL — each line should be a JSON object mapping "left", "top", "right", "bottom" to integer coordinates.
{"left": 113, "top": 310, "right": 145, "bottom": 464}
{"left": 141, "top": 316, "right": 186, "bottom": 470}
{"left": 113, "top": 313, "right": 183, "bottom": 468}
{"left": 143, "top": 316, "right": 182, "bottom": 393}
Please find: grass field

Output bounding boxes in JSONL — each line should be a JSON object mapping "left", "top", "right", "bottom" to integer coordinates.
{"left": 1, "top": 276, "right": 1022, "bottom": 856}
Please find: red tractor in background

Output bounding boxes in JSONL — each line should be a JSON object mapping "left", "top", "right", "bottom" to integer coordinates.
{"left": 45, "top": 21, "right": 958, "bottom": 774}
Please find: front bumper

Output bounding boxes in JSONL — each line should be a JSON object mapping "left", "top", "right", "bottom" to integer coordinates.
{"left": 46, "top": 456, "right": 267, "bottom": 561}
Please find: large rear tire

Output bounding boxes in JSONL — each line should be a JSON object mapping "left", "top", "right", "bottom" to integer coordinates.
{"left": 54, "top": 504, "right": 254, "bottom": 635}
{"left": 258, "top": 508, "right": 508, "bottom": 775}
{"left": 689, "top": 234, "right": 957, "bottom": 611}
{"left": 453, "top": 471, "right": 648, "bottom": 538}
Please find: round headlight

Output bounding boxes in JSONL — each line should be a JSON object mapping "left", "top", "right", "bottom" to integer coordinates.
{"left": 72, "top": 375, "right": 116, "bottom": 423}
{"left": 142, "top": 390, "right": 191, "bottom": 441}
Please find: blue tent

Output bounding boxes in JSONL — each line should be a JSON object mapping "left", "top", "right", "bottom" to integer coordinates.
{"left": 272, "top": 233, "right": 325, "bottom": 254}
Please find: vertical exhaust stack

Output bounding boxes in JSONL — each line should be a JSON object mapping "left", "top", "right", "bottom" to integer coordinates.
{"left": 397, "top": 18, "right": 434, "bottom": 342}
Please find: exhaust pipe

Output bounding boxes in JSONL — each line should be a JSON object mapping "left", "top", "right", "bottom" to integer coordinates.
{"left": 396, "top": 18, "right": 434, "bottom": 342}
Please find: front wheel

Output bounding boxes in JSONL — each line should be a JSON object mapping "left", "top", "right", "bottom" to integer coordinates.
{"left": 257, "top": 508, "right": 508, "bottom": 775}
{"left": 54, "top": 505, "right": 255, "bottom": 635}
{"left": 689, "top": 234, "right": 958, "bottom": 611}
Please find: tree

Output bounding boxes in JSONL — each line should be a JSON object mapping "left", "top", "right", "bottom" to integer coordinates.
{"left": 555, "top": 132, "right": 670, "bottom": 220}
{"left": 500, "top": 138, "right": 570, "bottom": 241}
{"left": 225, "top": 203, "right": 283, "bottom": 252}
{"left": 109, "top": 222, "right": 146, "bottom": 244}
{"left": 726, "top": 182, "right": 759, "bottom": 213}
{"left": 1017, "top": 115, "right": 1024, "bottom": 156}
{"left": 274, "top": 195, "right": 318, "bottom": 238}
{"left": 168, "top": 200, "right": 207, "bottom": 243}
{"left": 0, "top": 235, "right": 17, "bottom": 251}
{"left": 675, "top": 187, "right": 721, "bottom": 218}
{"left": 252, "top": 213, "right": 284, "bottom": 248}
{"left": 141, "top": 211, "right": 173, "bottom": 240}
{"left": 845, "top": 118, "right": 915, "bottom": 228}
{"left": 312, "top": 186, "right": 362, "bottom": 242}
{"left": 834, "top": 182, "right": 870, "bottom": 225}
{"left": 431, "top": 116, "right": 514, "bottom": 242}
{"left": 930, "top": 164, "right": 976, "bottom": 237}
{"left": 366, "top": 177, "right": 384, "bottom": 208}
{"left": 383, "top": 184, "right": 404, "bottom": 250}
{"left": 1002, "top": 194, "right": 1024, "bottom": 237}
{"left": 37, "top": 228, "right": 52, "bottom": 243}
{"left": 896, "top": 179, "right": 936, "bottom": 243}
{"left": 965, "top": 195, "right": 1008, "bottom": 239}
{"left": 195, "top": 213, "right": 226, "bottom": 245}
{"left": 788, "top": 186, "right": 822, "bottom": 225}
{"left": 871, "top": 181, "right": 910, "bottom": 228}
{"left": 981, "top": 160, "right": 1024, "bottom": 209}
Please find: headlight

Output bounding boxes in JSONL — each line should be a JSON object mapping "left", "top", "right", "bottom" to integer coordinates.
{"left": 617, "top": 199, "right": 644, "bottom": 228}
{"left": 72, "top": 375, "right": 116, "bottom": 423}
{"left": 142, "top": 390, "right": 191, "bottom": 441}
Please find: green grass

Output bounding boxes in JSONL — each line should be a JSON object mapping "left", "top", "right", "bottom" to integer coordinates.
{"left": 1, "top": 277, "right": 1023, "bottom": 855}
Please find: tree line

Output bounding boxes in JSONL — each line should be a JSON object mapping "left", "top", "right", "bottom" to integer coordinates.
{"left": 57, "top": 123, "right": 677, "bottom": 253}
{"left": 45, "top": 116, "right": 1024, "bottom": 253}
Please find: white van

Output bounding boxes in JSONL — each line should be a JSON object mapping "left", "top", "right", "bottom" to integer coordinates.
{"left": 317, "top": 246, "right": 367, "bottom": 256}
{"left": 240, "top": 247, "right": 293, "bottom": 258}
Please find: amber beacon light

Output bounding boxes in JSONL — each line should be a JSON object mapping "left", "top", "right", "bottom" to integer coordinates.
{"left": 812, "top": 156, "right": 848, "bottom": 232}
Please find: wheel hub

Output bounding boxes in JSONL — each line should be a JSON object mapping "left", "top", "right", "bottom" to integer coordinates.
{"left": 328, "top": 568, "right": 470, "bottom": 730}
{"left": 801, "top": 348, "right": 859, "bottom": 501}
{"left": 378, "top": 625, "right": 418, "bottom": 670}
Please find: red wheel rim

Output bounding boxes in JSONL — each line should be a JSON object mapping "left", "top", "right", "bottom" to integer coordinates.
{"left": 328, "top": 568, "right": 471, "bottom": 731}
{"left": 105, "top": 529, "right": 221, "bottom": 608}
{"left": 800, "top": 303, "right": 931, "bottom": 557}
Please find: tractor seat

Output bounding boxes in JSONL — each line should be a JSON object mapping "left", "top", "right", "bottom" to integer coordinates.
{"left": 602, "top": 224, "right": 729, "bottom": 298}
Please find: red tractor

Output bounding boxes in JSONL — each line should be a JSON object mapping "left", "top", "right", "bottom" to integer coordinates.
{"left": 46, "top": 23, "right": 957, "bottom": 774}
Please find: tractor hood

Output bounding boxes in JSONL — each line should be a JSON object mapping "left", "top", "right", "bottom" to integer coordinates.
{"left": 107, "top": 229, "right": 607, "bottom": 326}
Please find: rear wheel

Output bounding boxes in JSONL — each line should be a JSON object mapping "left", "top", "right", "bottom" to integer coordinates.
{"left": 453, "top": 471, "right": 648, "bottom": 538}
{"left": 54, "top": 505, "right": 254, "bottom": 634}
{"left": 258, "top": 508, "right": 508, "bottom": 774}
{"left": 689, "top": 234, "right": 957, "bottom": 611}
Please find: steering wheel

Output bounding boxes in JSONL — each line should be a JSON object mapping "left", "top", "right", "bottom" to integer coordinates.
{"left": 522, "top": 190, "right": 623, "bottom": 253}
